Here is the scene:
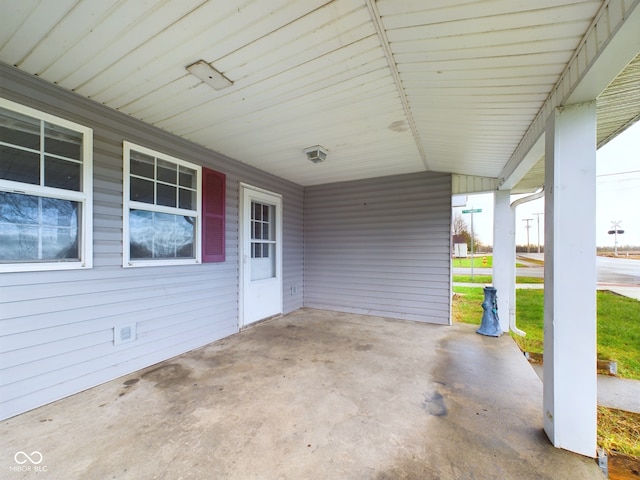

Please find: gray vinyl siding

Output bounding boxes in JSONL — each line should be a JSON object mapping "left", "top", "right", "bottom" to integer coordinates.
{"left": 304, "top": 172, "right": 452, "bottom": 324}
{"left": 0, "top": 64, "right": 303, "bottom": 420}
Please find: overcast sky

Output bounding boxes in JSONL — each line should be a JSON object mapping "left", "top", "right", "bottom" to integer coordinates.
{"left": 453, "top": 120, "right": 640, "bottom": 248}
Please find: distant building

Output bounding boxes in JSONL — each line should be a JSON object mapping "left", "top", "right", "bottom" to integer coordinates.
{"left": 452, "top": 234, "right": 468, "bottom": 258}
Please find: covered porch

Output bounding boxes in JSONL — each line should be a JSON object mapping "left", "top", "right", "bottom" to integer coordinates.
{"left": 2, "top": 309, "right": 602, "bottom": 479}
{"left": 1, "top": 0, "right": 639, "bottom": 462}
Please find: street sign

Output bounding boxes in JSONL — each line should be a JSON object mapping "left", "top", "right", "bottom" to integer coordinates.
{"left": 462, "top": 208, "right": 482, "bottom": 213}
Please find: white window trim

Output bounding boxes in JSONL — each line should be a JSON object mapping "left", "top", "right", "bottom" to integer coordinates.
{"left": 122, "top": 141, "right": 202, "bottom": 268}
{"left": 0, "top": 97, "right": 93, "bottom": 273}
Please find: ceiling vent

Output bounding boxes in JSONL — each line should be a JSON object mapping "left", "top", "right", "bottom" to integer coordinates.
{"left": 304, "top": 145, "right": 328, "bottom": 164}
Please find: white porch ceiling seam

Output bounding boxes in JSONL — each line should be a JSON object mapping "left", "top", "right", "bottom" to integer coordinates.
{"left": 364, "top": 0, "right": 429, "bottom": 170}
{"left": 499, "top": 0, "right": 640, "bottom": 190}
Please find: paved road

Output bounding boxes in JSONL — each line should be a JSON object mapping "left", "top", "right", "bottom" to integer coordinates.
{"left": 453, "top": 266, "right": 543, "bottom": 277}
{"left": 596, "top": 256, "right": 640, "bottom": 284}
{"left": 453, "top": 255, "right": 640, "bottom": 285}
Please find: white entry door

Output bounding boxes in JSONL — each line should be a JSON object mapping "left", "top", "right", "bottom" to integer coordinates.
{"left": 240, "top": 184, "right": 283, "bottom": 326}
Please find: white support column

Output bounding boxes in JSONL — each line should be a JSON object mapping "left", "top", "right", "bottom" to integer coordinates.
{"left": 492, "top": 189, "right": 513, "bottom": 334}
{"left": 543, "top": 101, "right": 597, "bottom": 457}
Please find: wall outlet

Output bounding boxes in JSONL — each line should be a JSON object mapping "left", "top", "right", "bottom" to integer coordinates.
{"left": 291, "top": 285, "right": 298, "bottom": 295}
{"left": 114, "top": 323, "right": 136, "bottom": 346}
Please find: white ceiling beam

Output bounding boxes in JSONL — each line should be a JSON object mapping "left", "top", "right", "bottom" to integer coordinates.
{"left": 364, "top": 0, "right": 430, "bottom": 170}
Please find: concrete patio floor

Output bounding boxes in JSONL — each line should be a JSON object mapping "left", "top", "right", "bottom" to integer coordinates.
{"left": 2, "top": 309, "right": 603, "bottom": 479}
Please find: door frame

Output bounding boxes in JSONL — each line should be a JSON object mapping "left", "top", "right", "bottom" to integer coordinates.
{"left": 238, "top": 182, "right": 283, "bottom": 328}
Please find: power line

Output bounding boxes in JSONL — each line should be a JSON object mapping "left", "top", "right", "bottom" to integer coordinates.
{"left": 596, "top": 170, "right": 640, "bottom": 177}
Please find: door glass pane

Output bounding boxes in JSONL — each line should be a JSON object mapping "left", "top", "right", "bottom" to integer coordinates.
{"left": 251, "top": 243, "right": 275, "bottom": 280}
{"left": 250, "top": 201, "right": 275, "bottom": 280}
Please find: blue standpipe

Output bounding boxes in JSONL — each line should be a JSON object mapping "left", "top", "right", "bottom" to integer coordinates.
{"left": 476, "top": 286, "right": 502, "bottom": 337}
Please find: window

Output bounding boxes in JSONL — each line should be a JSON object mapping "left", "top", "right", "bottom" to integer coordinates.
{"left": 250, "top": 201, "right": 275, "bottom": 280}
{"left": 0, "top": 98, "right": 93, "bottom": 272}
{"left": 123, "top": 142, "right": 202, "bottom": 267}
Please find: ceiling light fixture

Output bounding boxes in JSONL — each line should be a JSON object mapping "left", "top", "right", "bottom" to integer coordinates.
{"left": 304, "top": 145, "right": 328, "bottom": 164}
{"left": 186, "top": 60, "right": 233, "bottom": 90}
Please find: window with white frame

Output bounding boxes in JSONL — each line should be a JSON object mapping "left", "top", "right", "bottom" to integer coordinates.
{"left": 0, "top": 98, "right": 93, "bottom": 272}
{"left": 123, "top": 142, "right": 201, "bottom": 267}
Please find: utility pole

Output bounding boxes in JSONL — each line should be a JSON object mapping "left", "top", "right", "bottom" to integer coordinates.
{"left": 523, "top": 218, "right": 533, "bottom": 253}
{"left": 533, "top": 213, "right": 544, "bottom": 253}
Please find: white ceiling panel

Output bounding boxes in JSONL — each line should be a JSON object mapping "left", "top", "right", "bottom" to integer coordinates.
{"left": 1, "top": 0, "right": 78, "bottom": 67}
{"left": 32, "top": 2, "right": 204, "bottom": 87}
{"left": 133, "top": 39, "right": 386, "bottom": 122}
{"left": 1, "top": 0, "right": 637, "bottom": 187}
{"left": 0, "top": 1, "right": 40, "bottom": 49}
{"left": 17, "top": 0, "right": 122, "bottom": 74}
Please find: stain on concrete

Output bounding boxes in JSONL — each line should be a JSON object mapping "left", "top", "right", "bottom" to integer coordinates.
{"left": 376, "top": 463, "right": 441, "bottom": 480}
{"left": 421, "top": 391, "right": 448, "bottom": 416}
{"left": 123, "top": 378, "right": 139, "bottom": 387}
{"left": 356, "top": 344, "right": 373, "bottom": 351}
{"left": 141, "top": 363, "right": 193, "bottom": 389}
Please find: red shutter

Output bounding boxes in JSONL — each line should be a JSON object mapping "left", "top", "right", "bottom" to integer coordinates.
{"left": 202, "top": 168, "right": 225, "bottom": 262}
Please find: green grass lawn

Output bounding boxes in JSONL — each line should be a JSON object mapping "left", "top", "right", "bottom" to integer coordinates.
{"left": 452, "top": 256, "right": 528, "bottom": 268}
{"left": 453, "top": 275, "right": 544, "bottom": 284}
{"left": 453, "top": 275, "right": 493, "bottom": 284}
{"left": 451, "top": 256, "right": 493, "bottom": 268}
{"left": 597, "top": 292, "right": 640, "bottom": 380}
{"left": 452, "top": 287, "right": 640, "bottom": 380}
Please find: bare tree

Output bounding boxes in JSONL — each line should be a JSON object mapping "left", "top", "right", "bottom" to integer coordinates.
{"left": 453, "top": 213, "right": 468, "bottom": 236}
{"left": 452, "top": 213, "right": 481, "bottom": 251}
